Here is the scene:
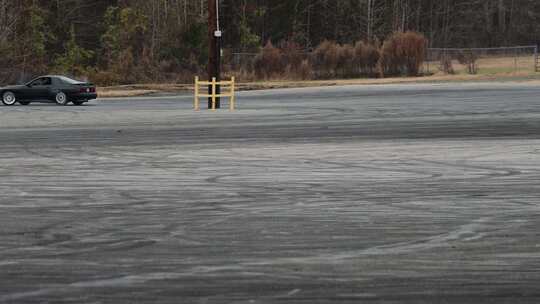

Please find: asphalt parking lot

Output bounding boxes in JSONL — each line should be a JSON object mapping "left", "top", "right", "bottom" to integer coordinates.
{"left": 1, "top": 82, "right": 540, "bottom": 303}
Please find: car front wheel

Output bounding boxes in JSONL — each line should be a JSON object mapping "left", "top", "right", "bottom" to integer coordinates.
{"left": 55, "top": 92, "right": 68, "bottom": 105}
{"left": 2, "top": 91, "right": 17, "bottom": 106}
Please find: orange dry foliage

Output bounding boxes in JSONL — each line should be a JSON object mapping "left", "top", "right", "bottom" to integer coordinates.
{"left": 379, "top": 31, "right": 427, "bottom": 77}
{"left": 337, "top": 43, "right": 355, "bottom": 77}
{"left": 254, "top": 41, "right": 284, "bottom": 79}
{"left": 311, "top": 40, "right": 340, "bottom": 77}
{"left": 354, "top": 41, "right": 380, "bottom": 76}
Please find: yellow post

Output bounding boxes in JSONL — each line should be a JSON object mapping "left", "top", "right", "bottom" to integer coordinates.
{"left": 230, "top": 77, "right": 236, "bottom": 111}
{"left": 211, "top": 77, "right": 217, "bottom": 111}
{"left": 194, "top": 76, "right": 199, "bottom": 111}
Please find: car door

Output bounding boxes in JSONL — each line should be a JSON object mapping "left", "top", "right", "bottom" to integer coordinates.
{"left": 22, "top": 77, "right": 45, "bottom": 100}
{"left": 21, "top": 78, "right": 41, "bottom": 99}
{"left": 35, "top": 77, "right": 53, "bottom": 100}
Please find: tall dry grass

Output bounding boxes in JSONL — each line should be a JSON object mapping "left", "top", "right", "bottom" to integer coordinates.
{"left": 456, "top": 50, "right": 479, "bottom": 74}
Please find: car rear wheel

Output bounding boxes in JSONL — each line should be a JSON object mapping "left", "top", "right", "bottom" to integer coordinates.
{"left": 2, "top": 91, "right": 16, "bottom": 106}
{"left": 72, "top": 100, "right": 84, "bottom": 106}
{"left": 19, "top": 101, "right": 30, "bottom": 105}
{"left": 55, "top": 92, "right": 68, "bottom": 105}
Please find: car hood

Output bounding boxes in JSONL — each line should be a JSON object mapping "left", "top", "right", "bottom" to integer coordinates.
{"left": 1, "top": 85, "right": 27, "bottom": 90}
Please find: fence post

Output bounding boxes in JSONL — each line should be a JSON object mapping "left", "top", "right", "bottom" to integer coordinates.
{"left": 211, "top": 77, "right": 217, "bottom": 111}
{"left": 535, "top": 46, "right": 539, "bottom": 72}
{"left": 514, "top": 48, "right": 518, "bottom": 74}
{"left": 194, "top": 76, "right": 199, "bottom": 111}
{"left": 230, "top": 77, "right": 236, "bottom": 111}
{"left": 426, "top": 49, "right": 430, "bottom": 75}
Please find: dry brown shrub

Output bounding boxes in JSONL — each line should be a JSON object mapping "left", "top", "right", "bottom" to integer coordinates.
{"left": 354, "top": 41, "right": 380, "bottom": 76}
{"left": 401, "top": 31, "right": 427, "bottom": 76}
{"left": 378, "top": 34, "right": 401, "bottom": 77}
{"left": 378, "top": 31, "right": 427, "bottom": 77}
{"left": 365, "top": 43, "right": 381, "bottom": 76}
{"left": 254, "top": 41, "right": 284, "bottom": 79}
{"left": 280, "top": 39, "right": 312, "bottom": 79}
{"left": 311, "top": 40, "right": 340, "bottom": 78}
{"left": 280, "top": 40, "right": 304, "bottom": 70}
{"left": 337, "top": 44, "right": 355, "bottom": 77}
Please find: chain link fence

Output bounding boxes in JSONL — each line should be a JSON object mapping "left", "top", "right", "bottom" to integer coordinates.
{"left": 424, "top": 45, "right": 539, "bottom": 75}
{"left": 229, "top": 45, "right": 539, "bottom": 78}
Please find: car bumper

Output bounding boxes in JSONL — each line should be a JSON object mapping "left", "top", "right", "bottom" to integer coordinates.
{"left": 74, "top": 93, "right": 98, "bottom": 100}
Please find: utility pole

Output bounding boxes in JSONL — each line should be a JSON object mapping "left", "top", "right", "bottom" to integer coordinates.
{"left": 208, "top": 0, "right": 221, "bottom": 109}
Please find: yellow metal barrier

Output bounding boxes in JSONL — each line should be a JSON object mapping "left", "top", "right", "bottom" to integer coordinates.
{"left": 194, "top": 76, "right": 236, "bottom": 111}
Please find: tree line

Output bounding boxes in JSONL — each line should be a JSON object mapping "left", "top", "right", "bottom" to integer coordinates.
{"left": 1, "top": 0, "right": 539, "bottom": 84}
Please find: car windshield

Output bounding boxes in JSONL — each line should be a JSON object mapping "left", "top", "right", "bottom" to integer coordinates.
{"left": 57, "top": 76, "right": 85, "bottom": 84}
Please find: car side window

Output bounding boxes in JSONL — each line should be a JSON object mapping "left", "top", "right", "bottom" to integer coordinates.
{"left": 30, "top": 77, "right": 51, "bottom": 86}
{"left": 29, "top": 78, "right": 43, "bottom": 86}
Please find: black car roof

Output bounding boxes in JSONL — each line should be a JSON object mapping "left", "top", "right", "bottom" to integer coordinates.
{"left": 27, "top": 75, "right": 87, "bottom": 85}
{"left": 42, "top": 75, "right": 68, "bottom": 79}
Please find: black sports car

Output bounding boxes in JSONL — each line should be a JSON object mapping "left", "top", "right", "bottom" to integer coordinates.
{"left": 0, "top": 75, "right": 97, "bottom": 106}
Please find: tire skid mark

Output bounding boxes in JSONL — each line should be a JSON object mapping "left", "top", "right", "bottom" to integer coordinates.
{"left": 0, "top": 266, "right": 247, "bottom": 301}
{"left": 411, "top": 158, "right": 522, "bottom": 177}
{"left": 312, "top": 159, "right": 444, "bottom": 180}
{"left": 242, "top": 216, "right": 522, "bottom": 266}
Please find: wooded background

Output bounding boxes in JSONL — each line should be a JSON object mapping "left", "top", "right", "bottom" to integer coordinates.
{"left": 1, "top": 0, "right": 539, "bottom": 84}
